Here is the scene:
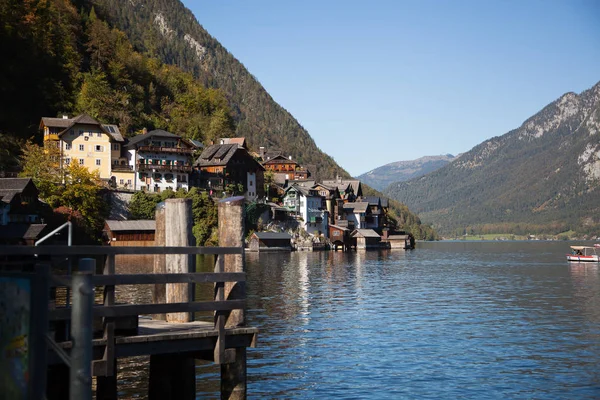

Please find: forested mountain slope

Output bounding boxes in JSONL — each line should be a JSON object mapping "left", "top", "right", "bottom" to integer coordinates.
{"left": 385, "top": 82, "right": 600, "bottom": 237}
{"left": 89, "top": 0, "right": 343, "bottom": 180}
{"left": 358, "top": 155, "right": 457, "bottom": 191}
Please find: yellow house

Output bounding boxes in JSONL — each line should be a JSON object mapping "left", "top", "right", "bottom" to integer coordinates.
{"left": 40, "top": 114, "right": 125, "bottom": 181}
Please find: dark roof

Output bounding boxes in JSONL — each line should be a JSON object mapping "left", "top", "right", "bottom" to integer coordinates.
{"left": 253, "top": 232, "right": 292, "bottom": 240}
{"left": 0, "top": 224, "right": 47, "bottom": 241}
{"left": 195, "top": 143, "right": 239, "bottom": 167}
{"left": 329, "top": 224, "right": 350, "bottom": 232}
{"left": 364, "top": 196, "right": 382, "bottom": 206}
{"left": 102, "top": 124, "right": 124, "bottom": 142}
{"left": 125, "top": 129, "right": 183, "bottom": 148}
{"left": 105, "top": 220, "right": 156, "bottom": 232}
{"left": 343, "top": 202, "right": 370, "bottom": 214}
{"left": 41, "top": 117, "right": 72, "bottom": 128}
{"left": 0, "top": 178, "right": 32, "bottom": 191}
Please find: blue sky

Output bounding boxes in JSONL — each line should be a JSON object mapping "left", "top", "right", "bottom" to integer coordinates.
{"left": 183, "top": 0, "right": 600, "bottom": 177}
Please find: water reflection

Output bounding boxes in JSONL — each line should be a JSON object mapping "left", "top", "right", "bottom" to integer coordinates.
{"left": 114, "top": 243, "right": 600, "bottom": 399}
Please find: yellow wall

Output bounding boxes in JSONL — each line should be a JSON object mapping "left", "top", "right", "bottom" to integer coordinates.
{"left": 60, "top": 124, "right": 114, "bottom": 179}
{"left": 112, "top": 170, "right": 136, "bottom": 189}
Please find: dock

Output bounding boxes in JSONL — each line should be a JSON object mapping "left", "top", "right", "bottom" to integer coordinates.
{"left": 0, "top": 196, "right": 256, "bottom": 400}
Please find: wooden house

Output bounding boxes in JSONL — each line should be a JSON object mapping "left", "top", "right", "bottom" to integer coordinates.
{"left": 351, "top": 229, "right": 381, "bottom": 250}
{"left": 329, "top": 224, "right": 352, "bottom": 251}
{"left": 381, "top": 230, "right": 415, "bottom": 249}
{"left": 103, "top": 220, "right": 156, "bottom": 246}
{"left": 0, "top": 178, "right": 47, "bottom": 245}
{"left": 247, "top": 232, "right": 292, "bottom": 252}
{"left": 195, "top": 143, "right": 264, "bottom": 201}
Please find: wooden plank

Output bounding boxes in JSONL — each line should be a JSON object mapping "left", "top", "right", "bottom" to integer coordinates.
{"left": 49, "top": 300, "right": 246, "bottom": 320}
{"left": 93, "top": 272, "right": 246, "bottom": 286}
{"left": 102, "top": 254, "right": 115, "bottom": 377}
{"left": 0, "top": 246, "right": 244, "bottom": 256}
{"left": 214, "top": 255, "right": 226, "bottom": 364}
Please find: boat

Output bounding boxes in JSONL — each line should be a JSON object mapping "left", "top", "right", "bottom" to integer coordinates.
{"left": 567, "top": 246, "right": 600, "bottom": 262}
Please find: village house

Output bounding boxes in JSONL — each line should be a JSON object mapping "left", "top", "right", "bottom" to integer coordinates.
{"left": 40, "top": 114, "right": 124, "bottom": 181}
{"left": 0, "top": 178, "right": 47, "bottom": 245}
{"left": 362, "top": 196, "right": 389, "bottom": 232}
{"left": 260, "top": 147, "right": 311, "bottom": 181}
{"left": 322, "top": 176, "right": 363, "bottom": 201}
{"left": 103, "top": 220, "right": 156, "bottom": 246}
{"left": 194, "top": 140, "right": 265, "bottom": 202}
{"left": 124, "top": 129, "right": 197, "bottom": 193}
{"left": 282, "top": 184, "right": 328, "bottom": 236}
{"left": 312, "top": 182, "right": 341, "bottom": 224}
{"left": 342, "top": 201, "right": 372, "bottom": 230}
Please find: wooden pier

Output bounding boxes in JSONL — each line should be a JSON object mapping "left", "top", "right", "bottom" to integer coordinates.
{"left": 0, "top": 196, "right": 256, "bottom": 400}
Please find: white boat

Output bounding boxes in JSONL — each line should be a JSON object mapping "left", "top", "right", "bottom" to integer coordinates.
{"left": 567, "top": 246, "right": 600, "bottom": 262}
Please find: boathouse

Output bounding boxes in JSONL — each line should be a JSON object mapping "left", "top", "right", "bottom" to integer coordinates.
{"left": 381, "top": 229, "right": 415, "bottom": 249}
{"left": 329, "top": 224, "right": 352, "bottom": 251}
{"left": 103, "top": 220, "right": 155, "bottom": 246}
{"left": 247, "top": 231, "right": 292, "bottom": 252}
{"left": 351, "top": 229, "right": 381, "bottom": 249}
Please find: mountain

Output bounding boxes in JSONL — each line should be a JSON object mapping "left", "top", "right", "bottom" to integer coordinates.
{"left": 385, "top": 82, "right": 600, "bottom": 237}
{"left": 88, "top": 0, "right": 344, "bottom": 181}
{"left": 357, "top": 154, "right": 457, "bottom": 191}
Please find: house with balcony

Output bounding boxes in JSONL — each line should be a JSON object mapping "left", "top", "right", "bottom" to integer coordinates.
{"left": 260, "top": 150, "right": 311, "bottom": 182}
{"left": 282, "top": 184, "right": 328, "bottom": 236}
{"left": 342, "top": 201, "right": 371, "bottom": 230}
{"left": 124, "top": 129, "right": 196, "bottom": 193}
{"left": 361, "top": 196, "right": 389, "bottom": 232}
{"left": 321, "top": 176, "right": 363, "bottom": 201}
{"left": 40, "top": 114, "right": 124, "bottom": 181}
{"left": 194, "top": 142, "right": 264, "bottom": 201}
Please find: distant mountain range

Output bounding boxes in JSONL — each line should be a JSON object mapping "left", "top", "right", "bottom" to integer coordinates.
{"left": 357, "top": 154, "right": 457, "bottom": 191}
{"left": 384, "top": 82, "right": 600, "bottom": 237}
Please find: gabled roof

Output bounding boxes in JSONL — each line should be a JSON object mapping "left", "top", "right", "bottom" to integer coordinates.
{"left": 343, "top": 201, "right": 370, "bottom": 214}
{"left": 351, "top": 229, "right": 380, "bottom": 238}
{"left": 196, "top": 143, "right": 238, "bottom": 167}
{"left": 105, "top": 220, "right": 156, "bottom": 232}
{"left": 0, "top": 224, "right": 47, "bottom": 241}
{"left": 0, "top": 178, "right": 33, "bottom": 191}
{"left": 252, "top": 232, "right": 292, "bottom": 240}
{"left": 40, "top": 114, "right": 124, "bottom": 142}
{"left": 364, "top": 196, "right": 382, "bottom": 207}
{"left": 284, "top": 183, "right": 320, "bottom": 198}
{"left": 125, "top": 129, "right": 184, "bottom": 148}
{"left": 329, "top": 224, "right": 350, "bottom": 232}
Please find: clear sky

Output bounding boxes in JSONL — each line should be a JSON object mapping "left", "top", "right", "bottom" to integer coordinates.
{"left": 182, "top": 0, "right": 600, "bottom": 177}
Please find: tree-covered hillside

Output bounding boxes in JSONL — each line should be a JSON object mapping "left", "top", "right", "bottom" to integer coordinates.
{"left": 0, "top": 0, "right": 436, "bottom": 240}
{"left": 385, "top": 83, "right": 600, "bottom": 238}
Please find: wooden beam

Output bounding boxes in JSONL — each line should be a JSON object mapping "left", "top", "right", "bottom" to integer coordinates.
{"left": 93, "top": 272, "right": 246, "bottom": 286}
{"left": 49, "top": 300, "right": 246, "bottom": 320}
{"left": 0, "top": 246, "right": 244, "bottom": 256}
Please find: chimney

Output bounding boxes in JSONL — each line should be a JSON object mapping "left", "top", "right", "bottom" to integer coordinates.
{"left": 220, "top": 139, "right": 225, "bottom": 145}
{"left": 289, "top": 155, "right": 292, "bottom": 160}
{"left": 62, "top": 115, "right": 69, "bottom": 119}
{"left": 259, "top": 146, "right": 265, "bottom": 159}
{"left": 142, "top": 127, "right": 148, "bottom": 135}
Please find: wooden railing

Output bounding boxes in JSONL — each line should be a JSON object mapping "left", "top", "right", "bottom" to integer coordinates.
{"left": 0, "top": 245, "right": 246, "bottom": 376}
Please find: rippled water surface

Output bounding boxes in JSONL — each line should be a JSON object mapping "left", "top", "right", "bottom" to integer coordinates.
{"left": 118, "top": 241, "right": 600, "bottom": 399}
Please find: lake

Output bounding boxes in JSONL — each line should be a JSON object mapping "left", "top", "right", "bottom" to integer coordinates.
{"left": 117, "top": 241, "right": 600, "bottom": 399}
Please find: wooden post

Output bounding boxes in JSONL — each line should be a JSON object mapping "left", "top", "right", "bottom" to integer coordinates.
{"left": 152, "top": 202, "right": 166, "bottom": 320}
{"left": 218, "top": 196, "right": 247, "bottom": 400}
{"left": 165, "top": 198, "right": 194, "bottom": 322}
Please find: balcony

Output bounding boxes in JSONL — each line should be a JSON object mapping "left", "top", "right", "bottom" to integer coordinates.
{"left": 137, "top": 163, "right": 193, "bottom": 173}
{"left": 137, "top": 146, "right": 194, "bottom": 154}
{"left": 111, "top": 164, "right": 134, "bottom": 172}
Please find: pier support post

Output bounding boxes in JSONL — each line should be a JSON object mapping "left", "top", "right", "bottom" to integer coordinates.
{"left": 152, "top": 202, "right": 166, "bottom": 320}
{"left": 165, "top": 198, "right": 194, "bottom": 323}
{"left": 218, "top": 196, "right": 247, "bottom": 400}
{"left": 148, "top": 354, "right": 195, "bottom": 400}
{"left": 95, "top": 357, "right": 118, "bottom": 400}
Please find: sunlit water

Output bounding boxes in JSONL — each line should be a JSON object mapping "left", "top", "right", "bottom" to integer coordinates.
{"left": 116, "top": 241, "right": 600, "bottom": 399}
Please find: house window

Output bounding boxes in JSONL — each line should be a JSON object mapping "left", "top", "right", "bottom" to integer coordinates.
{"left": 79, "top": 159, "right": 84, "bottom": 165}
{"left": 127, "top": 179, "right": 132, "bottom": 185}
{"left": 250, "top": 181, "right": 253, "bottom": 187}
{"left": 97, "top": 132, "right": 102, "bottom": 137}
{"left": 79, "top": 144, "right": 84, "bottom": 151}
{"left": 113, "top": 160, "right": 118, "bottom": 165}
{"left": 65, "top": 143, "right": 71, "bottom": 150}
{"left": 95, "top": 145, "right": 103, "bottom": 152}
{"left": 112, "top": 143, "right": 119, "bottom": 151}
{"left": 119, "top": 179, "right": 124, "bottom": 184}
{"left": 65, "top": 158, "right": 71, "bottom": 165}
{"left": 96, "top": 159, "right": 101, "bottom": 166}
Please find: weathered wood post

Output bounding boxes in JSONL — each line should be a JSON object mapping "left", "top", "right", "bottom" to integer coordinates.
{"left": 218, "top": 196, "right": 247, "bottom": 400}
{"left": 149, "top": 198, "right": 196, "bottom": 400}
{"left": 152, "top": 202, "right": 166, "bottom": 320}
{"left": 165, "top": 198, "right": 194, "bottom": 323}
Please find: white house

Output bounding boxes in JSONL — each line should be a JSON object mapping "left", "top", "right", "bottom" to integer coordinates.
{"left": 283, "top": 184, "right": 328, "bottom": 236}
